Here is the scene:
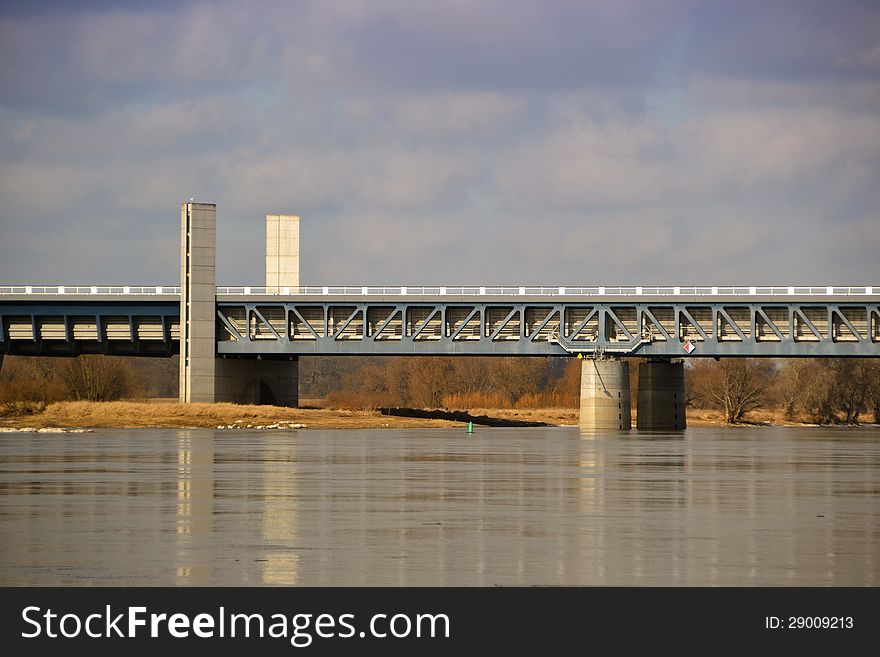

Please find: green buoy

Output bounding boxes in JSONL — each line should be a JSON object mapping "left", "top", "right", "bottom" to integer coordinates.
{"left": 467, "top": 421, "right": 473, "bottom": 434}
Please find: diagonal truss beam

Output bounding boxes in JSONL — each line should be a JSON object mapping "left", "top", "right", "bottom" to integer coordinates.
{"left": 449, "top": 307, "right": 480, "bottom": 341}
{"left": 331, "top": 306, "right": 362, "bottom": 340}
{"left": 567, "top": 308, "right": 597, "bottom": 341}
{"left": 833, "top": 308, "right": 864, "bottom": 340}
{"left": 251, "top": 306, "right": 282, "bottom": 340}
{"left": 490, "top": 308, "right": 519, "bottom": 341}
{"left": 528, "top": 308, "right": 560, "bottom": 341}
{"left": 755, "top": 307, "right": 785, "bottom": 341}
{"left": 289, "top": 306, "right": 321, "bottom": 339}
{"left": 717, "top": 307, "right": 746, "bottom": 341}
{"left": 372, "top": 307, "right": 404, "bottom": 340}
{"left": 680, "top": 307, "right": 710, "bottom": 341}
{"left": 217, "top": 309, "right": 243, "bottom": 340}
{"left": 642, "top": 307, "right": 672, "bottom": 340}
{"left": 605, "top": 308, "right": 633, "bottom": 340}
{"left": 410, "top": 308, "right": 440, "bottom": 341}
{"left": 794, "top": 308, "right": 824, "bottom": 341}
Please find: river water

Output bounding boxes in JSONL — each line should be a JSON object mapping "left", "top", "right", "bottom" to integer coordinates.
{"left": 0, "top": 426, "right": 877, "bottom": 586}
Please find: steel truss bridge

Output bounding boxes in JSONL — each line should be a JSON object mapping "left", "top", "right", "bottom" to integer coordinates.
{"left": 1, "top": 285, "right": 878, "bottom": 358}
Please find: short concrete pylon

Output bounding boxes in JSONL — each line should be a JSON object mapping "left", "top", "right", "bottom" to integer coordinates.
{"left": 637, "top": 360, "right": 686, "bottom": 430}
{"left": 579, "top": 358, "right": 631, "bottom": 430}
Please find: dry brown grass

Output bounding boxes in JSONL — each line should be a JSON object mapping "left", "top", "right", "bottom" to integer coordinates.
{"left": 683, "top": 407, "right": 877, "bottom": 427}
{"left": 457, "top": 406, "right": 580, "bottom": 426}
{"left": 4, "top": 400, "right": 871, "bottom": 431}
{"left": 5, "top": 401, "right": 460, "bottom": 430}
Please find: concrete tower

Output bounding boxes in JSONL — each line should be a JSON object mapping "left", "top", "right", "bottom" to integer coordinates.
{"left": 266, "top": 214, "right": 300, "bottom": 291}
{"left": 179, "top": 201, "right": 217, "bottom": 403}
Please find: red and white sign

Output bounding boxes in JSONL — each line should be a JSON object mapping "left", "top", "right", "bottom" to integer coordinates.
{"left": 683, "top": 340, "right": 696, "bottom": 354}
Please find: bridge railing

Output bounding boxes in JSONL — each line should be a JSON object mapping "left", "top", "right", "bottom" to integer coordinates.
{"left": 1, "top": 285, "right": 877, "bottom": 296}
{"left": 219, "top": 285, "right": 879, "bottom": 296}
{"left": 0, "top": 285, "right": 180, "bottom": 295}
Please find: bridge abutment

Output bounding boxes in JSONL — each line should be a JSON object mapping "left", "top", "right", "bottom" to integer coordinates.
{"left": 579, "top": 358, "right": 632, "bottom": 430}
{"left": 215, "top": 357, "right": 299, "bottom": 406}
{"left": 637, "top": 360, "right": 686, "bottom": 430}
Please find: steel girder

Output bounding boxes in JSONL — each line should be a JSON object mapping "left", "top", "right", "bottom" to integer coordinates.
{"left": 0, "top": 301, "right": 179, "bottom": 357}
{"left": 2, "top": 298, "right": 878, "bottom": 358}
{"left": 216, "top": 301, "right": 880, "bottom": 357}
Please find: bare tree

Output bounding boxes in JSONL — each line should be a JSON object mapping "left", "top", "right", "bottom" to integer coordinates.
{"left": 699, "top": 359, "right": 772, "bottom": 423}
{"left": 871, "top": 367, "right": 880, "bottom": 424}
{"left": 777, "top": 359, "right": 832, "bottom": 421}
{"left": 59, "top": 356, "right": 132, "bottom": 401}
{"left": 827, "top": 359, "right": 878, "bottom": 424}
{"left": 407, "top": 357, "right": 454, "bottom": 408}
{"left": 489, "top": 357, "right": 545, "bottom": 404}
{"left": 0, "top": 356, "right": 70, "bottom": 404}
{"left": 777, "top": 359, "right": 879, "bottom": 424}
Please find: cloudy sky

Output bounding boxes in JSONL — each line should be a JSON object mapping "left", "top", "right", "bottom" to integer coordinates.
{"left": 1, "top": 0, "right": 878, "bottom": 286}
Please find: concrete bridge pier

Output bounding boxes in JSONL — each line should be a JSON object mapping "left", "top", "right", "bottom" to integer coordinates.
{"left": 637, "top": 360, "right": 686, "bottom": 431}
{"left": 215, "top": 357, "right": 299, "bottom": 406}
{"left": 579, "top": 358, "right": 632, "bottom": 430}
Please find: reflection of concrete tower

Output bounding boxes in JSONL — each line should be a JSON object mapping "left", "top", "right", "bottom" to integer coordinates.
{"left": 266, "top": 214, "right": 300, "bottom": 291}
{"left": 175, "top": 431, "right": 214, "bottom": 583}
{"left": 260, "top": 438, "right": 300, "bottom": 585}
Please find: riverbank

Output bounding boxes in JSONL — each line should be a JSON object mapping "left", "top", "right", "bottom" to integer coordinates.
{"left": 2, "top": 400, "right": 874, "bottom": 430}
{"left": 0, "top": 401, "right": 458, "bottom": 430}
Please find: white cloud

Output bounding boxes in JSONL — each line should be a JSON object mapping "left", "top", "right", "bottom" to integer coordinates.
{"left": 394, "top": 92, "right": 525, "bottom": 138}
{"left": 1, "top": 0, "right": 878, "bottom": 286}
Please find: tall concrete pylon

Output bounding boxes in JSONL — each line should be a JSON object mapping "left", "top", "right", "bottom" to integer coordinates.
{"left": 179, "top": 201, "right": 217, "bottom": 403}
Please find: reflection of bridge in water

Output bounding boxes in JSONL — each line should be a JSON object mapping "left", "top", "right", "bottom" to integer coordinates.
{"left": 1, "top": 201, "right": 878, "bottom": 429}
{"left": 3, "top": 428, "right": 875, "bottom": 585}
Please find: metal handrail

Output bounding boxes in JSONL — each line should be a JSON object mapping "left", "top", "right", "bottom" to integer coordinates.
{"left": 0, "top": 285, "right": 877, "bottom": 297}
{"left": 212, "top": 285, "right": 880, "bottom": 296}
{"left": 0, "top": 285, "right": 181, "bottom": 295}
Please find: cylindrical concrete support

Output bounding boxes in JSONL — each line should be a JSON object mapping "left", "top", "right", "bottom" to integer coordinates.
{"left": 637, "top": 360, "right": 686, "bottom": 430}
{"left": 579, "top": 358, "right": 631, "bottom": 430}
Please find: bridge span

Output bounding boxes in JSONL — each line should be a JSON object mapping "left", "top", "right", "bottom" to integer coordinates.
{"left": 1, "top": 284, "right": 877, "bottom": 359}
{"left": 1, "top": 201, "right": 878, "bottom": 430}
